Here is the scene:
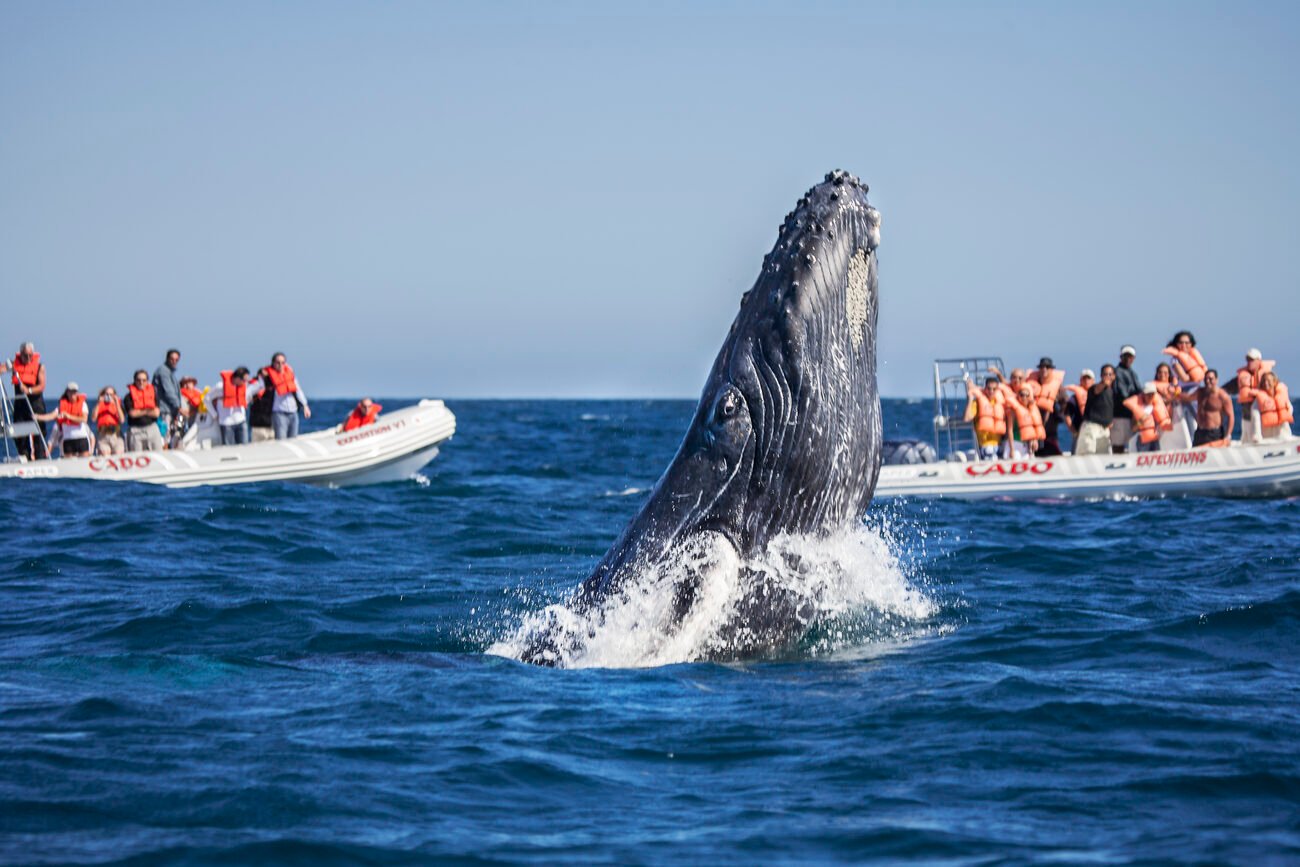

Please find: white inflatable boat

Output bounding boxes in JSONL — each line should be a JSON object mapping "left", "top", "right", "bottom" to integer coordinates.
{"left": 0, "top": 399, "right": 455, "bottom": 488}
{"left": 875, "top": 356, "right": 1299, "bottom": 500}
{"left": 875, "top": 440, "right": 1300, "bottom": 500}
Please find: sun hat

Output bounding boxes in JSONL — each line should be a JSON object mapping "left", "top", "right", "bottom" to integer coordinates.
{"left": 1246, "top": 348, "right": 1263, "bottom": 360}
{"left": 1120, "top": 345, "right": 1137, "bottom": 357}
{"left": 1143, "top": 382, "right": 1158, "bottom": 395}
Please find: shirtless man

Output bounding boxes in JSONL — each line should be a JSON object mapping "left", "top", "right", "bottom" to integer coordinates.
{"left": 1191, "top": 369, "right": 1234, "bottom": 447}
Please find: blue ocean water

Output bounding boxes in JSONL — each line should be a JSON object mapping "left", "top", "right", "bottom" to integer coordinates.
{"left": 2, "top": 398, "right": 1298, "bottom": 865}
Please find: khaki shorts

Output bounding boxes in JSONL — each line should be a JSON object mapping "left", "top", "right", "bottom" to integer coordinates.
{"left": 252, "top": 426, "right": 275, "bottom": 443}
{"left": 1075, "top": 421, "right": 1111, "bottom": 456}
{"left": 1109, "top": 418, "right": 1132, "bottom": 448}
{"left": 128, "top": 424, "right": 165, "bottom": 451}
{"left": 97, "top": 431, "right": 125, "bottom": 455}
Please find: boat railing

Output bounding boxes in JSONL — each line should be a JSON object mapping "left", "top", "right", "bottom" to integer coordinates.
{"left": 0, "top": 378, "right": 49, "bottom": 463}
{"left": 932, "top": 356, "right": 1006, "bottom": 460}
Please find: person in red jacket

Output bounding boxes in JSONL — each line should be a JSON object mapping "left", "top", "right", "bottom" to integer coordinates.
{"left": 343, "top": 398, "right": 382, "bottom": 432}
{"left": 1, "top": 341, "right": 48, "bottom": 459}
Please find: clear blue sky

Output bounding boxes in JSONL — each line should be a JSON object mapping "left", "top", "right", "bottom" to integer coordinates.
{"left": 2, "top": 1, "right": 1297, "bottom": 398}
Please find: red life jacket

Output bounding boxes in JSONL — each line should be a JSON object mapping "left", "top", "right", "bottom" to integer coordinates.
{"left": 95, "top": 396, "right": 123, "bottom": 429}
{"left": 58, "top": 394, "right": 87, "bottom": 426}
{"left": 1008, "top": 399, "right": 1045, "bottom": 442}
{"left": 1027, "top": 368, "right": 1064, "bottom": 413}
{"left": 1163, "top": 346, "right": 1207, "bottom": 383}
{"left": 1123, "top": 394, "right": 1172, "bottom": 444}
{"left": 128, "top": 383, "right": 157, "bottom": 411}
{"left": 220, "top": 371, "right": 247, "bottom": 408}
{"left": 971, "top": 390, "right": 1007, "bottom": 437}
{"left": 343, "top": 401, "right": 383, "bottom": 431}
{"left": 1236, "top": 361, "right": 1275, "bottom": 404}
{"left": 1255, "top": 383, "right": 1294, "bottom": 428}
{"left": 181, "top": 385, "right": 205, "bottom": 410}
{"left": 11, "top": 352, "right": 41, "bottom": 388}
{"left": 1064, "top": 384, "right": 1089, "bottom": 416}
{"left": 264, "top": 363, "right": 298, "bottom": 396}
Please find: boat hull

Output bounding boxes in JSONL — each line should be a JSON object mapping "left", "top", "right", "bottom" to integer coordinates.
{"left": 875, "top": 440, "right": 1300, "bottom": 500}
{"left": 0, "top": 400, "right": 455, "bottom": 488}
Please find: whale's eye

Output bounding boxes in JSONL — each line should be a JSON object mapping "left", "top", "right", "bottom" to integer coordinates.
{"left": 715, "top": 389, "right": 742, "bottom": 422}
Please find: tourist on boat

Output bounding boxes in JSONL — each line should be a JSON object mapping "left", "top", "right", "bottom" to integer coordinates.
{"left": 1, "top": 341, "right": 49, "bottom": 460}
{"left": 124, "top": 369, "right": 164, "bottom": 451}
{"left": 1152, "top": 363, "right": 1192, "bottom": 450}
{"left": 1122, "top": 383, "right": 1172, "bottom": 453}
{"left": 1008, "top": 385, "right": 1045, "bottom": 458}
{"left": 1026, "top": 357, "right": 1064, "bottom": 415}
{"left": 261, "top": 353, "right": 311, "bottom": 439}
{"left": 32, "top": 383, "right": 93, "bottom": 458}
{"left": 151, "top": 348, "right": 182, "bottom": 438}
{"left": 211, "top": 367, "right": 263, "bottom": 445}
{"left": 990, "top": 366, "right": 1038, "bottom": 406}
{"left": 963, "top": 376, "right": 1006, "bottom": 460}
{"left": 170, "top": 377, "right": 205, "bottom": 447}
{"left": 1235, "top": 348, "right": 1274, "bottom": 444}
{"left": 343, "top": 398, "right": 383, "bottom": 432}
{"left": 1063, "top": 369, "right": 1094, "bottom": 440}
{"left": 1191, "top": 370, "right": 1233, "bottom": 448}
{"left": 1036, "top": 393, "right": 1067, "bottom": 457}
{"left": 94, "top": 386, "right": 125, "bottom": 456}
{"left": 1253, "top": 371, "right": 1293, "bottom": 441}
{"left": 1162, "top": 331, "right": 1207, "bottom": 387}
{"left": 1075, "top": 365, "right": 1117, "bottom": 456}
{"left": 249, "top": 385, "right": 275, "bottom": 443}
{"left": 1111, "top": 346, "right": 1142, "bottom": 454}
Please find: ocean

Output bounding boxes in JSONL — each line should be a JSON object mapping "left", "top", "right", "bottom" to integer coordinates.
{"left": 2, "top": 398, "right": 1297, "bottom": 865}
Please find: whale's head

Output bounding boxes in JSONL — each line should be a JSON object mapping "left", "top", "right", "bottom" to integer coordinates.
{"left": 574, "top": 170, "right": 883, "bottom": 613}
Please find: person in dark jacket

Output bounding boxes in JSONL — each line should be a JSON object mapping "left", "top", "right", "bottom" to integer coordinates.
{"left": 152, "top": 348, "right": 182, "bottom": 437}
{"left": 1111, "top": 345, "right": 1142, "bottom": 453}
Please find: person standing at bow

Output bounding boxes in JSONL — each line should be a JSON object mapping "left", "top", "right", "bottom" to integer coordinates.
{"left": 1252, "top": 371, "right": 1293, "bottom": 441}
{"left": 1236, "top": 348, "right": 1274, "bottom": 444}
{"left": 124, "top": 369, "right": 164, "bottom": 451}
{"left": 1, "top": 341, "right": 48, "bottom": 459}
{"left": 1191, "top": 370, "right": 1234, "bottom": 448}
{"left": 261, "top": 352, "right": 311, "bottom": 439}
{"left": 1111, "top": 345, "right": 1142, "bottom": 454}
{"left": 34, "top": 382, "right": 93, "bottom": 458}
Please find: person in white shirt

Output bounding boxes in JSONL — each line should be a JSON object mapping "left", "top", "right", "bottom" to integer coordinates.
{"left": 210, "top": 367, "right": 263, "bottom": 445}
{"left": 261, "top": 352, "right": 311, "bottom": 439}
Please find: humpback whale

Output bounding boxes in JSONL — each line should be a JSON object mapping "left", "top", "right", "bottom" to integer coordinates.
{"left": 522, "top": 170, "right": 883, "bottom": 665}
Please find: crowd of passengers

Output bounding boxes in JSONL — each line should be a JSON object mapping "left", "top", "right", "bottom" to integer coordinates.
{"left": 963, "top": 331, "right": 1293, "bottom": 461}
{"left": 3, "top": 343, "right": 383, "bottom": 460}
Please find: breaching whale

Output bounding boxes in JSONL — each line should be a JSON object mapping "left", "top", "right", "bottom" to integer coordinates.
{"left": 522, "top": 170, "right": 883, "bottom": 665}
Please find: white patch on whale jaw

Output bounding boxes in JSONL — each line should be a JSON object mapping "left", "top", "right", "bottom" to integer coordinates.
{"left": 845, "top": 248, "right": 871, "bottom": 351}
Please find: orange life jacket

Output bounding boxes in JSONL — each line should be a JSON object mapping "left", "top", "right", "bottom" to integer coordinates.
{"left": 95, "top": 396, "right": 123, "bottom": 429}
{"left": 1153, "top": 380, "right": 1178, "bottom": 402}
{"left": 998, "top": 381, "right": 1039, "bottom": 409}
{"left": 1064, "top": 384, "right": 1089, "bottom": 416}
{"left": 128, "top": 382, "right": 157, "bottom": 411}
{"left": 58, "top": 394, "right": 87, "bottom": 426}
{"left": 972, "top": 391, "right": 1007, "bottom": 437}
{"left": 263, "top": 363, "right": 298, "bottom": 396}
{"left": 10, "top": 352, "right": 41, "bottom": 389}
{"left": 1027, "top": 368, "right": 1064, "bottom": 413}
{"left": 220, "top": 371, "right": 247, "bottom": 409}
{"left": 181, "top": 385, "right": 204, "bottom": 410}
{"left": 1163, "top": 346, "right": 1207, "bottom": 383}
{"left": 1008, "top": 399, "right": 1045, "bottom": 442}
{"left": 1255, "top": 383, "right": 1294, "bottom": 428}
{"left": 343, "top": 401, "right": 382, "bottom": 431}
{"left": 1123, "top": 394, "right": 1172, "bottom": 444}
{"left": 1236, "top": 361, "right": 1275, "bottom": 404}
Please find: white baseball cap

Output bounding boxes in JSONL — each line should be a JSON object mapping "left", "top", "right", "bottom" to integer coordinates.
{"left": 1143, "top": 382, "right": 1158, "bottom": 395}
{"left": 1120, "top": 345, "right": 1137, "bottom": 357}
{"left": 66, "top": 381, "right": 79, "bottom": 392}
{"left": 1081, "top": 368, "right": 1096, "bottom": 379}
{"left": 1246, "top": 348, "right": 1263, "bottom": 360}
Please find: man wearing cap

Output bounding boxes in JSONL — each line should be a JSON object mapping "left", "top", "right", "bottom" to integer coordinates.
{"left": 35, "top": 382, "right": 93, "bottom": 458}
{"left": 0, "top": 341, "right": 49, "bottom": 459}
{"left": 123, "top": 368, "right": 164, "bottom": 451}
{"left": 1076, "top": 366, "right": 1117, "bottom": 456}
{"left": 1111, "top": 345, "right": 1142, "bottom": 453}
{"left": 1236, "top": 348, "right": 1273, "bottom": 444}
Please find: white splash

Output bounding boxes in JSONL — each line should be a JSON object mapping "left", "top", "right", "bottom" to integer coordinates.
{"left": 488, "top": 523, "right": 935, "bottom": 669}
